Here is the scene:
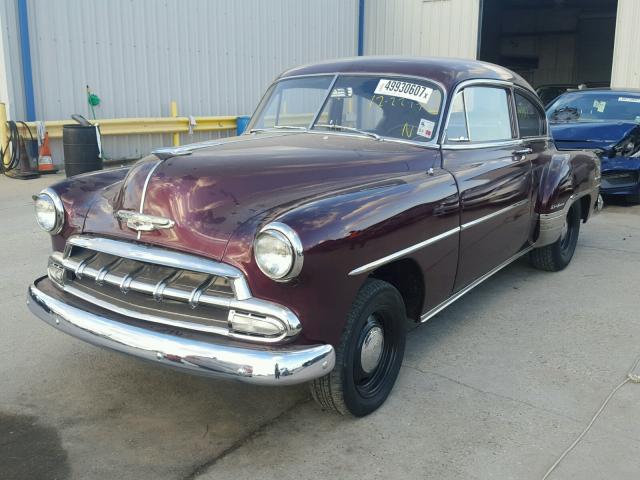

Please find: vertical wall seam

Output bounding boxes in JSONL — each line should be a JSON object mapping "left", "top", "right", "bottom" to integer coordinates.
{"left": 17, "top": 0, "right": 35, "bottom": 120}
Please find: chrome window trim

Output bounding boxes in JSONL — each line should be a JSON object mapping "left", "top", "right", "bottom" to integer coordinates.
{"left": 513, "top": 85, "right": 549, "bottom": 137}
{"left": 247, "top": 71, "right": 448, "bottom": 147}
{"left": 308, "top": 74, "right": 339, "bottom": 128}
{"left": 442, "top": 139, "right": 524, "bottom": 150}
{"left": 348, "top": 226, "right": 460, "bottom": 276}
{"left": 460, "top": 199, "right": 529, "bottom": 230}
{"left": 300, "top": 129, "right": 442, "bottom": 150}
{"left": 440, "top": 78, "right": 517, "bottom": 149}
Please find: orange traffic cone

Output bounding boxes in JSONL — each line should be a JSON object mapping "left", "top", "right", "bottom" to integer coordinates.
{"left": 38, "top": 132, "right": 57, "bottom": 173}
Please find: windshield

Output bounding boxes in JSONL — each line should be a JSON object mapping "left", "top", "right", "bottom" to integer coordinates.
{"left": 249, "top": 74, "right": 444, "bottom": 143}
{"left": 547, "top": 91, "right": 640, "bottom": 124}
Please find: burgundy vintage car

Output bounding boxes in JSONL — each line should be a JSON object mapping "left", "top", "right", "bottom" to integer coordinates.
{"left": 28, "top": 57, "right": 600, "bottom": 416}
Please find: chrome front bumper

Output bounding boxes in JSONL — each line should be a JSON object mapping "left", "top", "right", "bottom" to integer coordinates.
{"left": 27, "top": 277, "right": 335, "bottom": 385}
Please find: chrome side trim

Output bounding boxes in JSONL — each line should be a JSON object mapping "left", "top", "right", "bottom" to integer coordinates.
{"left": 420, "top": 246, "right": 533, "bottom": 323}
{"left": 460, "top": 199, "right": 529, "bottom": 230}
{"left": 28, "top": 278, "right": 335, "bottom": 385}
{"left": 348, "top": 226, "right": 460, "bottom": 276}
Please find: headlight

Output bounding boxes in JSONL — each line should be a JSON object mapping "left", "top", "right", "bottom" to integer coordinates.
{"left": 33, "top": 188, "right": 64, "bottom": 234}
{"left": 254, "top": 222, "right": 303, "bottom": 281}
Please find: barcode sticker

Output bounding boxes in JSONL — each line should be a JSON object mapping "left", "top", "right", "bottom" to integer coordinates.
{"left": 374, "top": 79, "right": 433, "bottom": 104}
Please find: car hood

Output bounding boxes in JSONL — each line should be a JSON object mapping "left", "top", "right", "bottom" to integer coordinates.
{"left": 83, "top": 132, "right": 434, "bottom": 260}
{"left": 549, "top": 121, "right": 638, "bottom": 150}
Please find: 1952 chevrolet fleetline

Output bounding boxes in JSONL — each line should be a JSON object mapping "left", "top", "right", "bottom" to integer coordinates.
{"left": 28, "top": 57, "right": 600, "bottom": 416}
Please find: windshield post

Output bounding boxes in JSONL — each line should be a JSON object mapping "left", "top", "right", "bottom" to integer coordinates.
{"left": 308, "top": 74, "right": 339, "bottom": 129}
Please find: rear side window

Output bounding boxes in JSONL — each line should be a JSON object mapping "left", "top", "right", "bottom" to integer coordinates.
{"left": 515, "top": 93, "right": 546, "bottom": 137}
{"left": 445, "top": 86, "right": 513, "bottom": 143}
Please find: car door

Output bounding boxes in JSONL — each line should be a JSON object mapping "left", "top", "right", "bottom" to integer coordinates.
{"left": 442, "top": 81, "right": 533, "bottom": 291}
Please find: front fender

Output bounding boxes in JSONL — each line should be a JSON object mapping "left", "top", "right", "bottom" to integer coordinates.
{"left": 43, "top": 167, "right": 130, "bottom": 251}
{"left": 222, "top": 170, "right": 459, "bottom": 345}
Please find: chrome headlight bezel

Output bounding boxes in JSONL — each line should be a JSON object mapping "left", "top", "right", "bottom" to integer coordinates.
{"left": 254, "top": 222, "right": 303, "bottom": 282}
{"left": 33, "top": 188, "right": 64, "bottom": 234}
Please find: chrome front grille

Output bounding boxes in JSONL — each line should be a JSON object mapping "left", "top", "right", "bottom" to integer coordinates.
{"left": 47, "top": 235, "right": 301, "bottom": 343}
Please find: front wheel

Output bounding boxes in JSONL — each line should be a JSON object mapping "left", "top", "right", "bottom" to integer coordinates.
{"left": 310, "top": 279, "right": 406, "bottom": 416}
{"left": 530, "top": 201, "right": 581, "bottom": 272}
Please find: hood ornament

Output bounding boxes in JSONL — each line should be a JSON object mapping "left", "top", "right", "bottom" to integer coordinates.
{"left": 116, "top": 210, "right": 175, "bottom": 232}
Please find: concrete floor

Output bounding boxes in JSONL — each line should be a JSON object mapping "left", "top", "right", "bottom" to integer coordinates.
{"left": 1, "top": 173, "right": 639, "bottom": 480}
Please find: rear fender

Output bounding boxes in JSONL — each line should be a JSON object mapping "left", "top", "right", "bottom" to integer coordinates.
{"left": 535, "top": 151, "right": 600, "bottom": 247}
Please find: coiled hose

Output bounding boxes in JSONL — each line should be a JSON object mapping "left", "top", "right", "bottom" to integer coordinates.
{"left": 0, "top": 120, "right": 35, "bottom": 175}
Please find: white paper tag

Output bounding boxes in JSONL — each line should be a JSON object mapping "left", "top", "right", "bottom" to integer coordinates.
{"left": 417, "top": 118, "right": 435, "bottom": 138}
{"left": 374, "top": 79, "right": 433, "bottom": 104}
{"left": 593, "top": 100, "right": 606, "bottom": 113}
{"left": 619, "top": 96, "right": 640, "bottom": 103}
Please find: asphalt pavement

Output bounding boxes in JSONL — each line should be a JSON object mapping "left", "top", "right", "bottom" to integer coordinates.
{"left": 1, "top": 173, "right": 638, "bottom": 480}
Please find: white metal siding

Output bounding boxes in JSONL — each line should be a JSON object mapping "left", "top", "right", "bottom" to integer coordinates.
{"left": 2, "top": 0, "right": 358, "bottom": 160}
{"left": 611, "top": 0, "right": 640, "bottom": 88}
{"left": 364, "top": 0, "right": 480, "bottom": 59}
{"left": 0, "top": 0, "right": 26, "bottom": 120}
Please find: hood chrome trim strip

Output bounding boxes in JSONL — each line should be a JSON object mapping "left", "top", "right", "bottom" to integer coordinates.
{"left": 137, "top": 160, "right": 163, "bottom": 240}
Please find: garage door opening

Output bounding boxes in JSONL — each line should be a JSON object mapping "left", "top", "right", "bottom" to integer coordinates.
{"left": 478, "top": 0, "right": 618, "bottom": 104}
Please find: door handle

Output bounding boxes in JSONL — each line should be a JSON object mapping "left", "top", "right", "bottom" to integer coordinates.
{"left": 513, "top": 148, "right": 532, "bottom": 158}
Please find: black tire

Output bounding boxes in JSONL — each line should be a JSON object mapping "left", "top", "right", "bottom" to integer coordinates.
{"left": 310, "top": 279, "right": 407, "bottom": 416}
{"left": 530, "top": 201, "right": 581, "bottom": 272}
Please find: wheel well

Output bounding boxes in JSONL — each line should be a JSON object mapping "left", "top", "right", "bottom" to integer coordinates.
{"left": 579, "top": 194, "right": 591, "bottom": 222}
{"left": 368, "top": 259, "right": 424, "bottom": 322}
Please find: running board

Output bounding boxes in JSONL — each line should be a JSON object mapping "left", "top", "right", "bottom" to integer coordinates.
{"left": 420, "top": 246, "right": 534, "bottom": 323}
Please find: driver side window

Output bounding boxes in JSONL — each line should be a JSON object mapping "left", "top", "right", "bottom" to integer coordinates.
{"left": 446, "top": 86, "right": 514, "bottom": 143}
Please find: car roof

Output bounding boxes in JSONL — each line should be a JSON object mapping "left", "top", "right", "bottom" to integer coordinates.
{"left": 278, "top": 56, "right": 534, "bottom": 94}
{"left": 558, "top": 88, "right": 640, "bottom": 94}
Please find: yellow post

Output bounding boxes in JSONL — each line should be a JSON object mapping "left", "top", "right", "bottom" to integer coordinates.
{"left": 170, "top": 101, "right": 180, "bottom": 146}
{"left": 0, "top": 103, "right": 8, "bottom": 166}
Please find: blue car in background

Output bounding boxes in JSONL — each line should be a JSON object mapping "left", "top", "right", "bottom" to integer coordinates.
{"left": 547, "top": 89, "right": 640, "bottom": 203}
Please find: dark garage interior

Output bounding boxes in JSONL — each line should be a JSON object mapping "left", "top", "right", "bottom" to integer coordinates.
{"left": 479, "top": 0, "right": 618, "bottom": 100}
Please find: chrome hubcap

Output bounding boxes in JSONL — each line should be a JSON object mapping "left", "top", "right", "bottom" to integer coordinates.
{"left": 360, "top": 323, "right": 384, "bottom": 374}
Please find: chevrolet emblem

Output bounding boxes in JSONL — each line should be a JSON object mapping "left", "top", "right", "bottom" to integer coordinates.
{"left": 116, "top": 210, "right": 175, "bottom": 232}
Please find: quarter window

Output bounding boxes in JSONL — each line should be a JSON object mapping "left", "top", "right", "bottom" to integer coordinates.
{"left": 515, "top": 93, "right": 546, "bottom": 137}
{"left": 446, "top": 86, "right": 513, "bottom": 143}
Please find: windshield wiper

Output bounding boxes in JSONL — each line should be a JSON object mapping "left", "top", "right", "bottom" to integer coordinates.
{"left": 249, "top": 125, "right": 307, "bottom": 133}
{"left": 314, "top": 124, "right": 381, "bottom": 141}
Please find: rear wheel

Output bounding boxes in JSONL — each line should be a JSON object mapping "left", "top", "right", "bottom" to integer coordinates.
{"left": 310, "top": 279, "right": 406, "bottom": 416}
{"left": 530, "top": 201, "right": 581, "bottom": 272}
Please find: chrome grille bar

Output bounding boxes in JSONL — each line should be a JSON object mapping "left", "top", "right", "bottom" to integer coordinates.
{"left": 48, "top": 235, "right": 302, "bottom": 343}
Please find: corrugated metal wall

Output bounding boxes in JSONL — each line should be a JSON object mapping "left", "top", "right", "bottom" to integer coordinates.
{"left": 611, "top": 0, "right": 640, "bottom": 88}
{"left": 1, "top": 0, "right": 358, "bottom": 161}
{"left": 364, "top": 0, "right": 480, "bottom": 58}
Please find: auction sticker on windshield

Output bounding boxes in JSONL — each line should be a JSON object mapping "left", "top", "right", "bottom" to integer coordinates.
{"left": 374, "top": 79, "right": 433, "bottom": 104}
